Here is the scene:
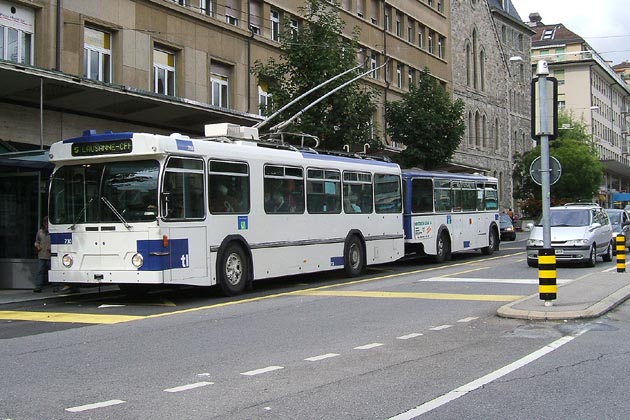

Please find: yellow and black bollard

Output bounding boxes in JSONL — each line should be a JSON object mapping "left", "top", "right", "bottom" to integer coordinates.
{"left": 538, "top": 248, "right": 557, "bottom": 306}
{"left": 616, "top": 235, "right": 626, "bottom": 273}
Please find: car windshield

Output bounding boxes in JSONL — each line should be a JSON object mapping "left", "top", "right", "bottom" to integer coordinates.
{"left": 543, "top": 209, "right": 590, "bottom": 227}
{"left": 608, "top": 211, "right": 621, "bottom": 225}
{"left": 499, "top": 213, "right": 512, "bottom": 224}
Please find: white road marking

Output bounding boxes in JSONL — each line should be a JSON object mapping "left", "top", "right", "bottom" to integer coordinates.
{"left": 397, "top": 333, "right": 424, "bottom": 340}
{"left": 164, "top": 381, "right": 214, "bottom": 393}
{"left": 240, "top": 366, "right": 284, "bottom": 376}
{"left": 418, "top": 277, "right": 571, "bottom": 284}
{"left": 388, "top": 327, "right": 592, "bottom": 420}
{"left": 66, "top": 399, "right": 125, "bottom": 412}
{"left": 354, "top": 343, "right": 384, "bottom": 350}
{"left": 305, "top": 353, "right": 340, "bottom": 362}
{"left": 457, "top": 317, "right": 478, "bottom": 323}
{"left": 429, "top": 325, "right": 452, "bottom": 331}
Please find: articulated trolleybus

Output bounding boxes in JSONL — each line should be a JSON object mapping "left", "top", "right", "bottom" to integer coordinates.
{"left": 47, "top": 123, "right": 404, "bottom": 295}
{"left": 402, "top": 170, "right": 500, "bottom": 262}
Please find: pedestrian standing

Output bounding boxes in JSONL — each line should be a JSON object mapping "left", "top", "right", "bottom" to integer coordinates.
{"left": 33, "top": 216, "right": 51, "bottom": 293}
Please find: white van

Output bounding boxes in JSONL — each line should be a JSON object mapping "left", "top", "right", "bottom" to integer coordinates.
{"left": 526, "top": 203, "right": 614, "bottom": 267}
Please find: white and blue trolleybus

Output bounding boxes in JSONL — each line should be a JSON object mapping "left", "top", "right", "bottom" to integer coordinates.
{"left": 402, "top": 170, "right": 500, "bottom": 262}
{"left": 47, "top": 123, "right": 404, "bottom": 295}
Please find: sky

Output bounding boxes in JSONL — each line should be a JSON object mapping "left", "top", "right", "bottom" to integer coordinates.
{"left": 510, "top": 0, "right": 630, "bottom": 65}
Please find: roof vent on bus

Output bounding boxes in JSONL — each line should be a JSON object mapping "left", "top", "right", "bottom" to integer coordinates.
{"left": 204, "top": 123, "right": 259, "bottom": 141}
{"left": 169, "top": 133, "right": 190, "bottom": 139}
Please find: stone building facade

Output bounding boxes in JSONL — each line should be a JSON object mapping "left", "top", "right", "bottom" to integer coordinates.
{"left": 449, "top": 0, "right": 533, "bottom": 211}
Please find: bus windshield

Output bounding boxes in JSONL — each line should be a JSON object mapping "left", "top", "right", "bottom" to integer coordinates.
{"left": 49, "top": 160, "right": 160, "bottom": 225}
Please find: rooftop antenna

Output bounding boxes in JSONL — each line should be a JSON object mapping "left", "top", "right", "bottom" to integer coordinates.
{"left": 254, "top": 59, "right": 368, "bottom": 130}
{"left": 269, "top": 59, "right": 389, "bottom": 133}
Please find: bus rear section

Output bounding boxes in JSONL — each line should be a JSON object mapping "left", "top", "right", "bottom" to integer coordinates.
{"left": 402, "top": 171, "right": 500, "bottom": 262}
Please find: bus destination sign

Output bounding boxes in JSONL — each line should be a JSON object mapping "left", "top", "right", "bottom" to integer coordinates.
{"left": 71, "top": 139, "right": 133, "bottom": 156}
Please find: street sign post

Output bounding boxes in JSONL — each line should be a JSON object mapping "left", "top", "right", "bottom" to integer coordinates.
{"left": 531, "top": 60, "right": 558, "bottom": 307}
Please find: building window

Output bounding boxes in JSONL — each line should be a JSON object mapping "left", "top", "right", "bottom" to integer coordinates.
{"left": 211, "top": 63, "right": 230, "bottom": 108}
{"left": 438, "top": 36, "right": 444, "bottom": 59}
{"left": 172, "top": 0, "right": 187, "bottom": 5}
{"left": 554, "top": 69, "right": 565, "bottom": 85}
{"left": 370, "top": 53, "right": 378, "bottom": 79}
{"left": 84, "top": 27, "right": 112, "bottom": 83}
{"left": 0, "top": 4, "right": 34, "bottom": 65}
{"left": 395, "top": 12, "right": 402, "bottom": 37}
{"left": 290, "top": 18, "right": 299, "bottom": 35}
{"left": 542, "top": 29, "right": 554, "bottom": 40}
{"left": 428, "top": 31, "right": 434, "bottom": 54}
{"left": 437, "top": 0, "right": 443, "bottom": 12}
{"left": 154, "top": 49, "right": 175, "bottom": 96}
{"left": 408, "top": 69, "right": 414, "bottom": 87}
{"left": 200, "top": 0, "right": 215, "bottom": 16}
{"left": 226, "top": 14, "right": 238, "bottom": 25}
{"left": 396, "top": 64, "right": 402, "bottom": 88}
{"left": 418, "top": 26, "right": 425, "bottom": 49}
{"left": 258, "top": 85, "right": 271, "bottom": 116}
{"left": 384, "top": 7, "right": 391, "bottom": 32}
{"left": 211, "top": 74, "right": 229, "bottom": 108}
{"left": 271, "top": 10, "right": 280, "bottom": 41}
{"left": 407, "top": 19, "right": 415, "bottom": 43}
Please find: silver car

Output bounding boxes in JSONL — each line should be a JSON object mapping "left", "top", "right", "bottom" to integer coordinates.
{"left": 605, "top": 208, "right": 630, "bottom": 254}
{"left": 526, "top": 203, "right": 614, "bottom": 267}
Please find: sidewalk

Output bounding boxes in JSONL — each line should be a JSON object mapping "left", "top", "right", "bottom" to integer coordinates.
{"left": 497, "top": 270, "right": 630, "bottom": 320}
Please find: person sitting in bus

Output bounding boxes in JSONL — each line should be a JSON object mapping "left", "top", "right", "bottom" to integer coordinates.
{"left": 344, "top": 195, "right": 361, "bottom": 213}
{"left": 211, "top": 184, "right": 234, "bottom": 213}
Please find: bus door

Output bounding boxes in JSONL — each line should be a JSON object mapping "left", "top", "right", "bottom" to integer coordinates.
{"left": 449, "top": 181, "right": 465, "bottom": 250}
{"left": 161, "top": 156, "right": 208, "bottom": 284}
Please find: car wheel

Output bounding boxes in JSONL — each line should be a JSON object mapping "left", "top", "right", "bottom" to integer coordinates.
{"left": 527, "top": 258, "right": 538, "bottom": 268}
{"left": 603, "top": 241, "right": 614, "bottom": 262}
{"left": 585, "top": 244, "right": 597, "bottom": 267}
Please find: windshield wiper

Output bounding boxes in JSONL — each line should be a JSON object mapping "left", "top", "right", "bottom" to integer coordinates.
{"left": 101, "top": 196, "right": 131, "bottom": 230}
{"left": 69, "top": 197, "right": 94, "bottom": 230}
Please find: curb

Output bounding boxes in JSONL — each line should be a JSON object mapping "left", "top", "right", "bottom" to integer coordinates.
{"left": 497, "top": 282, "right": 630, "bottom": 321}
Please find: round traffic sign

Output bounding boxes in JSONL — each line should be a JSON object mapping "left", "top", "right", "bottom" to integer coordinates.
{"left": 529, "top": 156, "right": 562, "bottom": 186}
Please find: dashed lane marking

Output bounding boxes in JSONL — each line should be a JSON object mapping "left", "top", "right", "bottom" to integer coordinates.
{"left": 429, "top": 325, "right": 453, "bottom": 331}
{"left": 66, "top": 399, "right": 125, "bottom": 412}
{"left": 240, "top": 366, "right": 284, "bottom": 376}
{"left": 0, "top": 311, "right": 144, "bottom": 324}
{"left": 354, "top": 343, "right": 384, "bottom": 350}
{"left": 397, "top": 333, "right": 423, "bottom": 340}
{"left": 304, "top": 353, "right": 340, "bottom": 362}
{"left": 296, "top": 290, "right": 524, "bottom": 302}
{"left": 457, "top": 317, "right": 479, "bottom": 323}
{"left": 164, "top": 382, "right": 214, "bottom": 393}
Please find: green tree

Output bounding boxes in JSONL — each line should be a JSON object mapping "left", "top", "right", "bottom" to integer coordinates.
{"left": 384, "top": 69, "right": 465, "bottom": 169}
{"left": 252, "top": 0, "right": 379, "bottom": 151}
{"left": 513, "top": 111, "right": 603, "bottom": 218}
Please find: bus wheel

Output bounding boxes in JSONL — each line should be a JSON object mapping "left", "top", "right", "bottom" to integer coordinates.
{"left": 482, "top": 228, "right": 499, "bottom": 255}
{"left": 218, "top": 243, "right": 249, "bottom": 296}
{"left": 344, "top": 235, "right": 366, "bottom": 277}
{"left": 433, "top": 232, "right": 451, "bottom": 263}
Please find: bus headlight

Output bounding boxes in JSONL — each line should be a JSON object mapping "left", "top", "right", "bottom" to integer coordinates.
{"left": 132, "top": 253, "right": 144, "bottom": 268}
{"left": 62, "top": 254, "right": 74, "bottom": 268}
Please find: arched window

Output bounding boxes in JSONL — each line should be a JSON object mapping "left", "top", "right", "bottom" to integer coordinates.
{"left": 495, "top": 118, "right": 500, "bottom": 149}
{"left": 482, "top": 114, "right": 487, "bottom": 148}
{"left": 475, "top": 111, "right": 481, "bottom": 147}
{"left": 479, "top": 49, "right": 485, "bottom": 91}
{"left": 472, "top": 30, "right": 478, "bottom": 89}
{"left": 468, "top": 111, "right": 474, "bottom": 145}
{"left": 466, "top": 43, "right": 472, "bottom": 86}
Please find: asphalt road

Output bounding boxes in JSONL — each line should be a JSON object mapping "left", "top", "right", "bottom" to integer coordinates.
{"left": 3, "top": 235, "right": 630, "bottom": 419}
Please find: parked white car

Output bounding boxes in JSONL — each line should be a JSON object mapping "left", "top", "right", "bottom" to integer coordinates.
{"left": 526, "top": 203, "right": 614, "bottom": 267}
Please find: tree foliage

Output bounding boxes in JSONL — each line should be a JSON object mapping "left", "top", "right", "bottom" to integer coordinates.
{"left": 384, "top": 69, "right": 465, "bottom": 169}
{"left": 251, "top": 0, "right": 379, "bottom": 151}
{"left": 513, "top": 111, "right": 603, "bottom": 217}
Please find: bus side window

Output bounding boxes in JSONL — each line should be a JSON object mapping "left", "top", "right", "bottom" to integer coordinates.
{"left": 411, "top": 178, "right": 433, "bottom": 213}
{"left": 209, "top": 160, "right": 250, "bottom": 214}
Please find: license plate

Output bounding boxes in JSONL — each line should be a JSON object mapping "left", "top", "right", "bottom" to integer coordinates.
{"left": 555, "top": 249, "right": 564, "bottom": 255}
